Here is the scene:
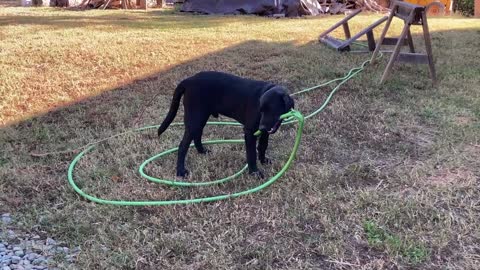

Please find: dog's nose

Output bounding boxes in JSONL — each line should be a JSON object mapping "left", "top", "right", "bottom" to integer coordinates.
{"left": 259, "top": 125, "right": 268, "bottom": 132}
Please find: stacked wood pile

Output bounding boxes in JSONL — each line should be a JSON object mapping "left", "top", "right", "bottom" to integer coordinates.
{"left": 353, "top": 0, "right": 388, "bottom": 12}
{"left": 77, "top": 0, "right": 166, "bottom": 9}
{"left": 77, "top": 0, "right": 125, "bottom": 9}
{"left": 76, "top": 0, "right": 385, "bottom": 12}
{"left": 307, "top": 0, "right": 387, "bottom": 14}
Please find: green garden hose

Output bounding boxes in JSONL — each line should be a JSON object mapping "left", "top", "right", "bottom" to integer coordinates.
{"left": 68, "top": 47, "right": 377, "bottom": 206}
{"left": 68, "top": 110, "right": 303, "bottom": 206}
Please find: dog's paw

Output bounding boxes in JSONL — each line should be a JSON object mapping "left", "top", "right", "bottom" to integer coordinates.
{"left": 176, "top": 169, "right": 190, "bottom": 178}
{"left": 260, "top": 156, "right": 271, "bottom": 165}
{"left": 197, "top": 148, "right": 211, "bottom": 155}
{"left": 249, "top": 170, "right": 264, "bottom": 179}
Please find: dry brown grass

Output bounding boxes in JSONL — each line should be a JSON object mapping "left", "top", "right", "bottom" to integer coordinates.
{"left": 1, "top": 6, "right": 479, "bottom": 269}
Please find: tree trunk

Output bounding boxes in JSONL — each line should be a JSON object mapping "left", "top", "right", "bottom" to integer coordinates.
{"left": 475, "top": 0, "right": 480, "bottom": 17}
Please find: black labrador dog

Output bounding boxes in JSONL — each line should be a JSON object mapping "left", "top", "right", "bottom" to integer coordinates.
{"left": 158, "top": 71, "right": 294, "bottom": 178}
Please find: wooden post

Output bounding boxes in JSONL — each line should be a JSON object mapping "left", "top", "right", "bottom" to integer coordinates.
{"left": 343, "top": 23, "right": 352, "bottom": 39}
{"left": 140, "top": 0, "right": 146, "bottom": 10}
{"left": 371, "top": 10, "right": 395, "bottom": 64}
{"left": 475, "top": 0, "right": 480, "bottom": 17}
{"left": 318, "top": 10, "right": 388, "bottom": 52}
{"left": 366, "top": 30, "right": 376, "bottom": 51}
{"left": 318, "top": 9, "right": 362, "bottom": 39}
{"left": 421, "top": 11, "right": 437, "bottom": 83}
{"left": 379, "top": 11, "right": 415, "bottom": 84}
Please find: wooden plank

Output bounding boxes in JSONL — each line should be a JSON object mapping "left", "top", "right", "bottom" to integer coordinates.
{"left": 380, "top": 11, "right": 416, "bottom": 84}
{"left": 320, "top": 36, "right": 343, "bottom": 49}
{"left": 382, "top": 37, "right": 408, "bottom": 46}
{"left": 394, "top": 11, "right": 410, "bottom": 21}
{"left": 350, "top": 50, "right": 394, "bottom": 54}
{"left": 371, "top": 11, "right": 395, "bottom": 64}
{"left": 318, "top": 9, "right": 362, "bottom": 39}
{"left": 338, "top": 44, "right": 351, "bottom": 52}
{"left": 394, "top": 1, "right": 424, "bottom": 23}
{"left": 394, "top": 0, "right": 423, "bottom": 10}
{"left": 397, "top": 53, "right": 428, "bottom": 64}
{"left": 342, "top": 16, "right": 388, "bottom": 47}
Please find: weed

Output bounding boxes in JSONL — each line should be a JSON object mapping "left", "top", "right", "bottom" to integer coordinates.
{"left": 363, "top": 220, "right": 429, "bottom": 264}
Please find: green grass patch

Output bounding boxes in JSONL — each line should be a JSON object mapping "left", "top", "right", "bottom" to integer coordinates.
{"left": 364, "top": 220, "right": 430, "bottom": 264}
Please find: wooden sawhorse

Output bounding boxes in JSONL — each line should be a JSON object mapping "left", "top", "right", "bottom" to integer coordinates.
{"left": 319, "top": 9, "right": 389, "bottom": 52}
{"left": 371, "top": 0, "right": 437, "bottom": 84}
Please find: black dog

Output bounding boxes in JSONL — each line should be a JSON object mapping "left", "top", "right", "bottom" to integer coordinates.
{"left": 158, "top": 71, "right": 294, "bottom": 178}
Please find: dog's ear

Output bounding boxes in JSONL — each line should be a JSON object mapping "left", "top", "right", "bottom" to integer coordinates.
{"left": 283, "top": 93, "right": 294, "bottom": 110}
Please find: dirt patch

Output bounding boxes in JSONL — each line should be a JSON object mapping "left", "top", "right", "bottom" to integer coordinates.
{"left": 0, "top": 0, "right": 20, "bottom": 7}
{"left": 426, "top": 167, "right": 475, "bottom": 187}
{"left": 454, "top": 116, "right": 475, "bottom": 126}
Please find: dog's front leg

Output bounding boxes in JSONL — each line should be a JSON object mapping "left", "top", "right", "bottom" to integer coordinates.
{"left": 257, "top": 132, "right": 270, "bottom": 164}
{"left": 244, "top": 131, "right": 263, "bottom": 178}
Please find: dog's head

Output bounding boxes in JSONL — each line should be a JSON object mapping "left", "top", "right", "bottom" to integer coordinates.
{"left": 259, "top": 86, "right": 294, "bottom": 134}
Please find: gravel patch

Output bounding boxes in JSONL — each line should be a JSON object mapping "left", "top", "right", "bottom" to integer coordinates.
{"left": 1, "top": 213, "right": 80, "bottom": 270}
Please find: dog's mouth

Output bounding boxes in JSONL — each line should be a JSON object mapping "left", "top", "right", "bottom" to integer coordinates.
{"left": 267, "top": 119, "right": 283, "bottom": 134}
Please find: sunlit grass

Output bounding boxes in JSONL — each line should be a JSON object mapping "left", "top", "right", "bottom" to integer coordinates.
{"left": 1, "top": 7, "right": 479, "bottom": 125}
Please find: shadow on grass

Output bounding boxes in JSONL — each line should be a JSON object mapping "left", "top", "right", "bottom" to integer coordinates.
{"left": 0, "top": 39, "right": 354, "bottom": 206}
{"left": 1, "top": 39, "right": 334, "bottom": 140}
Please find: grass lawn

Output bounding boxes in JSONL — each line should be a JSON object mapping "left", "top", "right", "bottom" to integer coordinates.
{"left": 1, "top": 5, "right": 479, "bottom": 269}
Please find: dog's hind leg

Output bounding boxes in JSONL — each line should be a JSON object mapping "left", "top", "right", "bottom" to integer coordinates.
{"left": 176, "top": 131, "right": 193, "bottom": 177}
{"left": 192, "top": 114, "right": 210, "bottom": 154}
{"left": 176, "top": 111, "right": 210, "bottom": 177}
{"left": 194, "top": 135, "right": 208, "bottom": 154}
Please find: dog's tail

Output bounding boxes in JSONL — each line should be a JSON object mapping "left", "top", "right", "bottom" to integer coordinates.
{"left": 158, "top": 83, "right": 186, "bottom": 137}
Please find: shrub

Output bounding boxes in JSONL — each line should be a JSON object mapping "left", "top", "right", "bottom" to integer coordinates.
{"left": 453, "top": 0, "right": 474, "bottom": 16}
